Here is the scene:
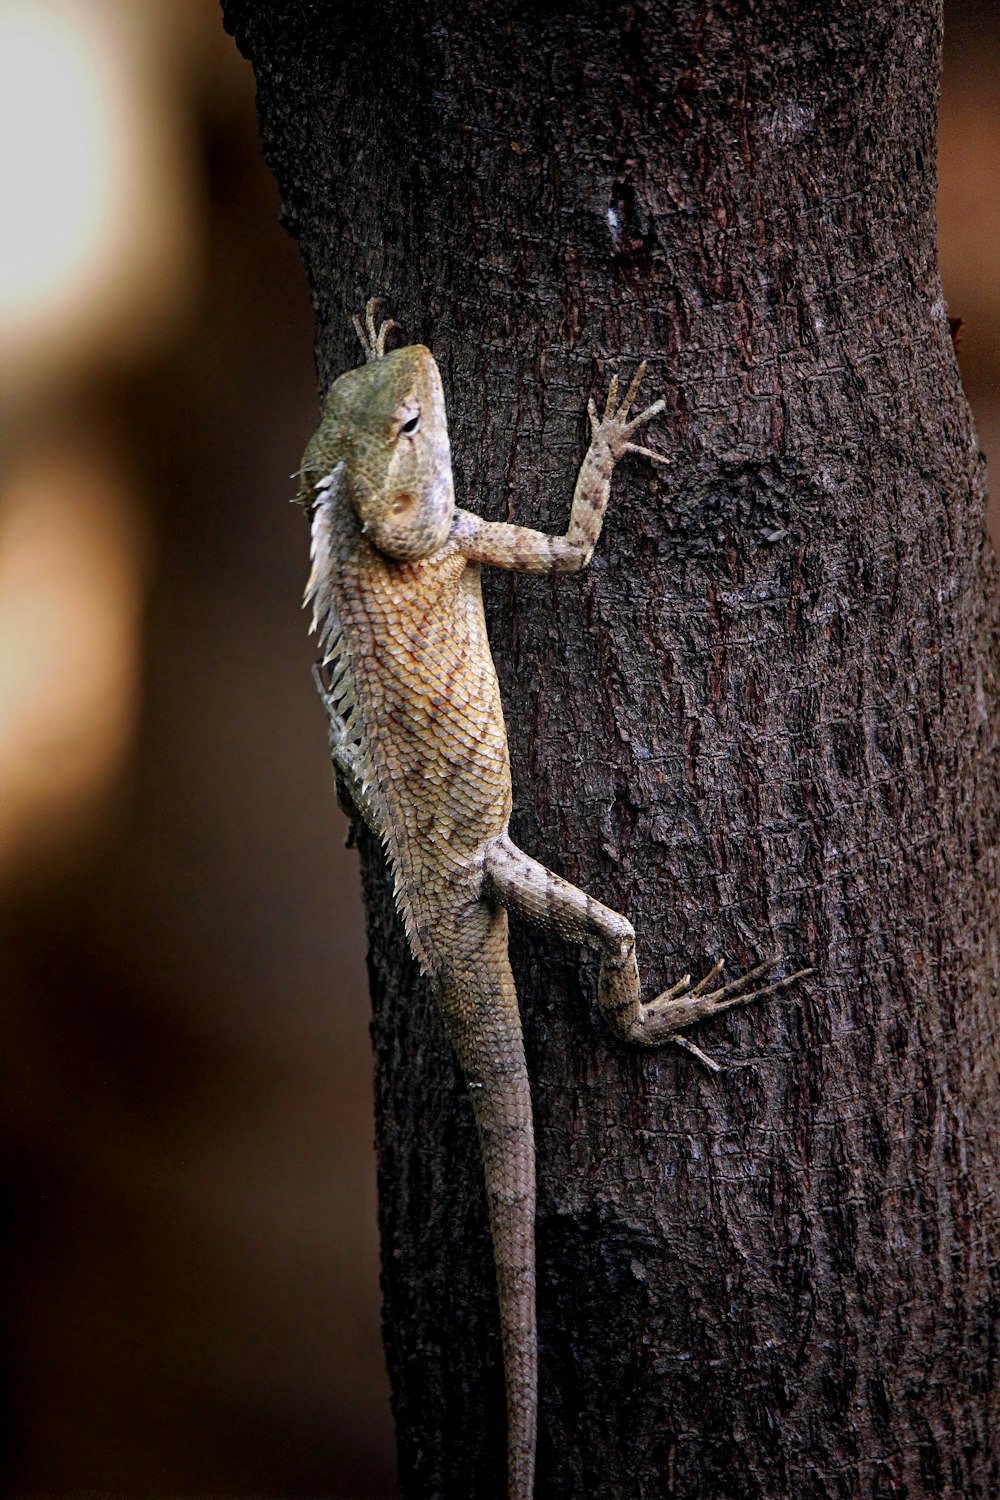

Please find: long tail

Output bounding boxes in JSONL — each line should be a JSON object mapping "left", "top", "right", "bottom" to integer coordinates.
{"left": 437, "top": 934, "right": 536, "bottom": 1500}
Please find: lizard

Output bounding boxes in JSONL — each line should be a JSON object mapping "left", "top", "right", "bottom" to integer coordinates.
{"left": 298, "top": 299, "right": 811, "bottom": 1500}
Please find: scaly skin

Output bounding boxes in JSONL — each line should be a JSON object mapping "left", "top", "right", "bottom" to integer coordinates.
{"left": 299, "top": 301, "right": 811, "bottom": 1500}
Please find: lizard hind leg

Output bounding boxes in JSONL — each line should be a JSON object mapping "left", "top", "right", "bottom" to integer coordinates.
{"left": 482, "top": 835, "right": 811, "bottom": 1068}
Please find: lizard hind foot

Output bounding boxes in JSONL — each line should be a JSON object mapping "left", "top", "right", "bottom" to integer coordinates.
{"left": 637, "top": 954, "right": 814, "bottom": 1058}
{"left": 353, "top": 296, "right": 399, "bottom": 362}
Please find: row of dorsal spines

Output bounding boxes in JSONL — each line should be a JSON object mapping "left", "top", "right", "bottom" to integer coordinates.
{"left": 305, "top": 482, "right": 377, "bottom": 800}
{"left": 303, "top": 465, "right": 342, "bottom": 635}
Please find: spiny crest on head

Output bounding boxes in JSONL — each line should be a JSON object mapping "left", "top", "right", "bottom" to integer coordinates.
{"left": 303, "top": 462, "right": 343, "bottom": 633}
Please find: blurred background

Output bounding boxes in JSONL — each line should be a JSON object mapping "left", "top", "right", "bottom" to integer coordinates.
{"left": 0, "top": 3, "right": 996, "bottom": 1496}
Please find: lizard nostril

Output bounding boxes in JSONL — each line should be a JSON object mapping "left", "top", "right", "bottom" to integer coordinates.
{"left": 392, "top": 492, "right": 415, "bottom": 515}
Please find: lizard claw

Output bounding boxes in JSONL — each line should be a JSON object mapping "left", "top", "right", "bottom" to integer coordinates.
{"left": 353, "top": 297, "right": 399, "bottom": 362}
{"left": 625, "top": 441, "right": 672, "bottom": 465}
{"left": 617, "top": 359, "right": 648, "bottom": 420}
{"left": 623, "top": 398, "right": 667, "bottom": 434}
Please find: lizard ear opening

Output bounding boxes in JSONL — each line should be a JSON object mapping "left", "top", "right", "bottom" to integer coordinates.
{"left": 352, "top": 470, "right": 453, "bottom": 561}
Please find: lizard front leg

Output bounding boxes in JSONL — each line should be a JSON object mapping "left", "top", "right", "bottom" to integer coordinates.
{"left": 311, "top": 662, "right": 378, "bottom": 844}
{"left": 453, "top": 362, "right": 667, "bottom": 574}
{"left": 483, "top": 834, "right": 811, "bottom": 1072}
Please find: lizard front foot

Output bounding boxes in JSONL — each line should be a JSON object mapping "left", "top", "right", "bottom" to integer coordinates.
{"left": 638, "top": 955, "right": 814, "bottom": 1070}
{"left": 587, "top": 361, "right": 670, "bottom": 465}
{"left": 353, "top": 296, "right": 399, "bottom": 362}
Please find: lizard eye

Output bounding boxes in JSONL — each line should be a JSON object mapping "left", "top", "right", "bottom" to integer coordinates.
{"left": 397, "top": 406, "right": 420, "bottom": 437}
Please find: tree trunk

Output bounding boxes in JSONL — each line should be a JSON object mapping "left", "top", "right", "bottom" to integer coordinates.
{"left": 223, "top": 2, "right": 1000, "bottom": 1495}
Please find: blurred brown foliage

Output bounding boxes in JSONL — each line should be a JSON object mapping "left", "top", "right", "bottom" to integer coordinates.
{"left": 1, "top": 3, "right": 392, "bottom": 1494}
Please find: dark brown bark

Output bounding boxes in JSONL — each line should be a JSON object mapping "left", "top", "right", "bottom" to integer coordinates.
{"left": 223, "top": 2, "right": 1000, "bottom": 1495}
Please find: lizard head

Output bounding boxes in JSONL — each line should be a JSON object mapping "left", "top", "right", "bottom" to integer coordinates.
{"left": 299, "top": 344, "right": 455, "bottom": 562}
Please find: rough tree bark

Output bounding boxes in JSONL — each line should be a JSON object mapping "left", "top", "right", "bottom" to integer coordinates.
{"left": 223, "top": 2, "right": 1000, "bottom": 1495}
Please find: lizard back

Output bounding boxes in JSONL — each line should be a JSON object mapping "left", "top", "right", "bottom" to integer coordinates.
{"left": 310, "top": 487, "right": 512, "bottom": 972}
